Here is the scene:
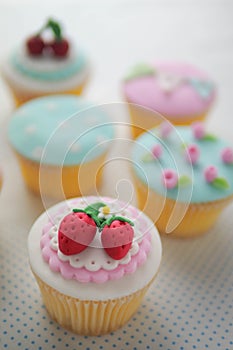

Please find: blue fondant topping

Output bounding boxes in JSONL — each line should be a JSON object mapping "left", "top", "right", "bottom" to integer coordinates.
{"left": 132, "top": 126, "right": 233, "bottom": 203}
{"left": 10, "top": 49, "right": 87, "bottom": 81}
{"left": 8, "top": 95, "right": 114, "bottom": 165}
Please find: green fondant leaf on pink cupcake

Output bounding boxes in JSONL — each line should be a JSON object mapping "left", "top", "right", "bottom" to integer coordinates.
{"left": 124, "top": 63, "right": 156, "bottom": 81}
{"left": 212, "top": 177, "right": 230, "bottom": 190}
{"left": 178, "top": 175, "right": 191, "bottom": 186}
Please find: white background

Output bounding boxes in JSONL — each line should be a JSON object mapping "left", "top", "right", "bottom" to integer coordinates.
{"left": 0, "top": 1, "right": 233, "bottom": 350}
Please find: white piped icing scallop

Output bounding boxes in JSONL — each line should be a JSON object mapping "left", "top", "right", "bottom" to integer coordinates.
{"left": 48, "top": 217, "right": 141, "bottom": 272}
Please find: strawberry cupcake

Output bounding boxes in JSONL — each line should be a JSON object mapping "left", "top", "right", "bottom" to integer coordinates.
{"left": 122, "top": 61, "right": 216, "bottom": 138}
{"left": 8, "top": 95, "right": 114, "bottom": 199}
{"left": 28, "top": 196, "right": 162, "bottom": 335}
{"left": 131, "top": 122, "right": 233, "bottom": 238}
{"left": 1, "top": 18, "right": 90, "bottom": 106}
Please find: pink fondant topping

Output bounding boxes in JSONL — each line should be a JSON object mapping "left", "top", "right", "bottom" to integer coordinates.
{"left": 123, "top": 62, "right": 216, "bottom": 118}
{"left": 221, "top": 147, "right": 233, "bottom": 164}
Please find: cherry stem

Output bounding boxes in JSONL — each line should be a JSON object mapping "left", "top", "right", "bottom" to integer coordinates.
{"left": 36, "top": 18, "right": 63, "bottom": 41}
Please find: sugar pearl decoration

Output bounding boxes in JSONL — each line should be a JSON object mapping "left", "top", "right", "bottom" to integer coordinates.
{"left": 162, "top": 169, "right": 178, "bottom": 189}
{"left": 221, "top": 147, "right": 233, "bottom": 164}
{"left": 204, "top": 165, "right": 218, "bottom": 183}
{"left": 185, "top": 144, "right": 200, "bottom": 164}
{"left": 152, "top": 144, "right": 163, "bottom": 159}
{"left": 160, "top": 121, "right": 173, "bottom": 138}
{"left": 192, "top": 121, "right": 205, "bottom": 139}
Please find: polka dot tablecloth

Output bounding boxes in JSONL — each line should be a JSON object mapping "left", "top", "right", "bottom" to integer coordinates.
{"left": 1, "top": 201, "right": 233, "bottom": 350}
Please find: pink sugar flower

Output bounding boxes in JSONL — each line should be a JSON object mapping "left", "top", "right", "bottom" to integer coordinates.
{"left": 221, "top": 147, "right": 233, "bottom": 164}
{"left": 185, "top": 144, "right": 200, "bottom": 164}
{"left": 160, "top": 121, "right": 173, "bottom": 138}
{"left": 162, "top": 169, "right": 178, "bottom": 189}
{"left": 204, "top": 165, "right": 218, "bottom": 183}
{"left": 152, "top": 144, "right": 163, "bottom": 159}
{"left": 192, "top": 122, "right": 205, "bottom": 139}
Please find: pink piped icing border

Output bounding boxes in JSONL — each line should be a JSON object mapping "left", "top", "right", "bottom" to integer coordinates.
{"left": 40, "top": 197, "right": 152, "bottom": 284}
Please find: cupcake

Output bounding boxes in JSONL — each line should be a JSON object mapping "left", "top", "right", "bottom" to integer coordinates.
{"left": 131, "top": 122, "right": 233, "bottom": 238}
{"left": 28, "top": 196, "right": 162, "bottom": 335}
{"left": 122, "top": 61, "right": 216, "bottom": 138}
{"left": 8, "top": 95, "right": 114, "bottom": 199}
{"left": 2, "top": 18, "right": 89, "bottom": 106}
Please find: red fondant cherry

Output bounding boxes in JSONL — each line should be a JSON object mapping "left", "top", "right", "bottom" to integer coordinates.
{"left": 26, "top": 36, "right": 45, "bottom": 56}
{"left": 51, "top": 38, "right": 69, "bottom": 57}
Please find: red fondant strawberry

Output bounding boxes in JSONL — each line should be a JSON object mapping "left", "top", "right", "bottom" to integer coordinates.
{"left": 51, "top": 38, "right": 69, "bottom": 57}
{"left": 101, "top": 219, "right": 134, "bottom": 260}
{"left": 58, "top": 211, "right": 96, "bottom": 255}
{"left": 26, "top": 35, "right": 45, "bottom": 56}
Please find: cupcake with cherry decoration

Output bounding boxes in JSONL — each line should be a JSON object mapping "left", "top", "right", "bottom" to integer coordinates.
{"left": 1, "top": 18, "right": 90, "bottom": 107}
{"left": 28, "top": 196, "right": 162, "bottom": 335}
{"left": 122, "top": 61, "right": 216, "bottom": 138}
{"left": 131, "top": 121, "right": 233, "bottom": 238}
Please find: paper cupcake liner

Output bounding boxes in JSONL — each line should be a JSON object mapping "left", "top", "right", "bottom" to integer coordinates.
{"left": 134, "top": 175, "right": 233, "bottom": 238}
{"left": 34, "top": 273, "right": 155, "bottom": 335}
{"left": 9, "top": 83, "right": 87, "bottom": 107}
{"left": 15, "top": 152, "right": 105, "bottom": 199}
{"left": 126, "top": 100, "right": 208, "bottom": 139}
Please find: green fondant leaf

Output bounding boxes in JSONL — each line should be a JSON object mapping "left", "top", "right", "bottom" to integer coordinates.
{"left": 101, "top": 215, "right": 134, "bottom": 229}
{"left": 203, "top": 133, "right": 217, "bottom": 141}
{"left": 73, "top": 203, "right": 106, "bottom": 227}
{"left": 141, "top": 153, "right": 154, "bottom": 162}
{"left": 73, "top": 209, "right": 85, "bottom": 213}
{"left": 212, "top": 177, "right": 230, "bottom": 190}
{"left": 181, "top": 142, "right": 188, "bottom": 149}
{"left": 124, "top": 63, "right": 155, "bottom": 81}
{"left": 85, "top": 202, "right": 106, "bottom": 212}
{"left": 47, "top": 19, "right": 62, "bottom": 40}
{"left": 178, "top": 175, "right": 191, "bottom": 186}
